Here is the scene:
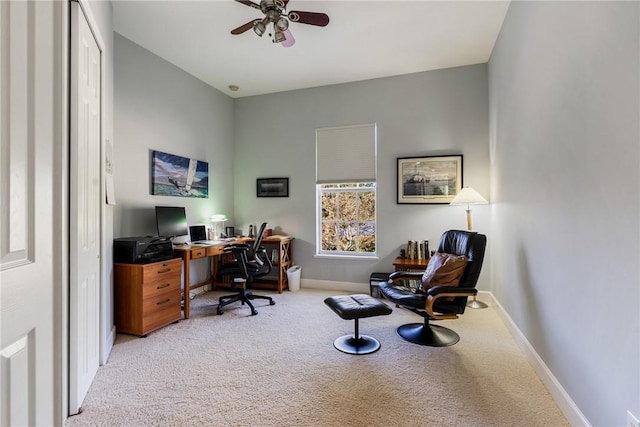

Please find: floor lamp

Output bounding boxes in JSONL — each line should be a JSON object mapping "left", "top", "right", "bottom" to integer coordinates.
{"left": 450, "top": 187, "right": 488, "bottom": 309}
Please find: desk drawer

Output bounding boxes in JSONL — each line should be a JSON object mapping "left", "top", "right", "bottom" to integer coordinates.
{"left": 191, "top": 248, "right": 206, "bottom": 259}
{"left": 206, "top": 246, "right": 224, "bottom": 256}
{"left": 143, "top": 272, "right": 181, "bottom": 299}
{"left": 141, "top": 290, "right": 181, "bottom": 333}
{"left": 142, "top": 258, "right": 181, "bottom": 283}
{"left": 141, "top": 259, "right": 181, "bottom": 299}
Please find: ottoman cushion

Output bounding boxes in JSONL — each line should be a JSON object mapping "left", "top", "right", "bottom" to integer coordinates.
{"left": 324, "top": 294, "right": 392, "bottom": 320}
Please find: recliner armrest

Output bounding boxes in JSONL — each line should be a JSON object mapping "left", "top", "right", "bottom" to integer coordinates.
{"left": 427, "top": 286, "right": 478, "bottom": 297}
{"left": 425, "top": 286, "right": 478, "bottom": 320}
{"left": 388, "top": 271, "right": 423, "bottom": 282}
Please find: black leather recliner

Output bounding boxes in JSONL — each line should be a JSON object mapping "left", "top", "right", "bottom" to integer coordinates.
{"left": 216, "top": 222, "right": 275, "bottom": 315}
{"left": 379, "top": 229, "right": 487, "bottom": 347}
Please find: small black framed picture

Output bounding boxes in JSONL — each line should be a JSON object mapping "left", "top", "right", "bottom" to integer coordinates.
{"left": 257, "top": 177, "right": 289, "bottom": 197}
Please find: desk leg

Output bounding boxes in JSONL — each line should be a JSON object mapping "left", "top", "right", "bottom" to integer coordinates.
{"left": 211, "top": 255, "right": 218, "bottom": 291}
{"left": 183, "top": 253, "right": 191, "bottom": 319}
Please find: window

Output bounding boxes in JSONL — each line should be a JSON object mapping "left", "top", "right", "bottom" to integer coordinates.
{"left": 318, "top": 183, "right": 376, "bottom": 255}
{"left": 316, "top": 124, "right": 377, "bottom": 257}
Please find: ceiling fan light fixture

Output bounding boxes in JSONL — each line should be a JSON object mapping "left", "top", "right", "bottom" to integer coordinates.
{"left": 275, "top": 16, "right": 289, "bottom": 31}
{"left": 231, "top": 0, "right": 330, "bottom": 45}
{"left": 253, "top": 17, "right": 269, "bottom": 36}
{"left": 273, "top": 29, "right": 286, "bottom": 43}
{"left": 281, "top": 28, "right": 295, "bottom": 47}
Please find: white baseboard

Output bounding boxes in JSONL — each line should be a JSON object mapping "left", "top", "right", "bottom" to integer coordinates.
{"left": 101, "top": 325, "right": 116, "bottom": 365}
{"left": 486, "top": 292, "right": 590, "bottom": 427}
{"left": 299, "top": 278, "right": 369, "bottom": 294}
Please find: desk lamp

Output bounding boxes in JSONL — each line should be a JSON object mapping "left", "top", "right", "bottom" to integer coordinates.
{"left": 210, "top": 214, "right": 228, "bottom": 239}
{"left": 450, "top": 187, "right": 488, "bottom": 309}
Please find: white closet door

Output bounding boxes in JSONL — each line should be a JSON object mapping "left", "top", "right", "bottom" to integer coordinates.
{"left": 69, "top": 0, "right": 102, "bottom": 415}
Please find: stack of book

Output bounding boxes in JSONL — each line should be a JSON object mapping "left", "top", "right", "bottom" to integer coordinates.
{"left": 406, "top": 240, "right": 430, "bottom": 260}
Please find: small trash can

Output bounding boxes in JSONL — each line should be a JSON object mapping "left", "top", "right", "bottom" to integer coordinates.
{"left": 287, "top": 265, "right": 301, "bottom": 291}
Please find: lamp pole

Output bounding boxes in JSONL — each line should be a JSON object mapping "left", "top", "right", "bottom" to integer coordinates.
{"left": 465, "top": 206, "right": 473, "bottom": 231}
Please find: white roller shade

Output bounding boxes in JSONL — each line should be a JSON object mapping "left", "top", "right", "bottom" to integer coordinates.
{"left": 316, "top": 123, "right": 376, "bottom": 184}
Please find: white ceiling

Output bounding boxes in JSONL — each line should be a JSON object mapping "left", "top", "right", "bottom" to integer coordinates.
{"left": 112, "top": 0, "right": 510, "bottom": 98}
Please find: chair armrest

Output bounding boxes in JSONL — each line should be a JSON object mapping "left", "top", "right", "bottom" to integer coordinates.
{"left": 425, "top": 286, "right": 478, "bottom": 320}
{"left": 388, "top": 271, "right": 423, "bottom": 282}
{"left": 427, "top": 286, "right": 478, "bottom": 297}
{"left": 223, "top": 243, "right": 250, "bottom": 253}
{"left": 252, "top": 247, "right": 273, "bottom": 266}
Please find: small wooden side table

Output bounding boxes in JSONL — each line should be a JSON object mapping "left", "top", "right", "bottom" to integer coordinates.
{"left": 392, "top": 257, "right": 430, "bottom": 271}
{"left": 391, "top": 257, "right": 430, "bottom": 293}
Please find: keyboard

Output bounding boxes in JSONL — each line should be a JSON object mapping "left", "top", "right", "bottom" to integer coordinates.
{"left": 191, "top": 238, "right": 235, "bottom": 245}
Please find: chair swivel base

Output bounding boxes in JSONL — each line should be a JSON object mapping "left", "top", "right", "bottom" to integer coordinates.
{"left": 333, "top": 334, "right": 381, "bottom": 355}
{"left": 217, "top": 291, "right": 275, "bottom": 316}
{"left": 396, "top": 323, "right": 460, "bottom": 347}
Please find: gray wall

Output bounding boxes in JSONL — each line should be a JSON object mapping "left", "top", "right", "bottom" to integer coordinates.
{"left": 233, "top": 65, "right": 491, "bottom": 288}
{"left": 113, "top": 33, "right": 234, "bottom": 236}
{"left": 488, "top": 2, "right": 639, "bottom": 426}
{"left": 113, "top": 33, "right": 235, "bottom": 284}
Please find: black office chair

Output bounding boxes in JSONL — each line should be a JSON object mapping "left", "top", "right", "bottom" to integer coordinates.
{"left": 216, "top": 222, "right": 275, "bottom": 315}
{"left": 379, "top": 230, "right": 486, "bottom": 347}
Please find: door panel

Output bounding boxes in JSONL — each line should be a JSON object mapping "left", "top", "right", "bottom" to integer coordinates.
{"left": 0, "top": 1, "right": 63, "bottom": 425}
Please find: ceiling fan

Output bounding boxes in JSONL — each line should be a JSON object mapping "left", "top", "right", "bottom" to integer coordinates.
{"left": 230, "top": 0, "right": 330, "bottom": 47}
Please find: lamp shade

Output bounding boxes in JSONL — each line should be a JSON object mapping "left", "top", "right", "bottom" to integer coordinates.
{"left": 210, "top": 214, "right": 228, "bottom": 222}
{"left": 450, "top": 188, "right": 488, "bottom": 206}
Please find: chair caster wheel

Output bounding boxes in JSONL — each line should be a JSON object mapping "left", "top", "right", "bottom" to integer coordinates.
{"left": 270, "top": 300, "right": 276, "bottom": 306}
{"left": 217, "top": 307, "right": 224, "bottom": 315}
{"left": 251, "top": 310, "right": 258, "bottom": 316}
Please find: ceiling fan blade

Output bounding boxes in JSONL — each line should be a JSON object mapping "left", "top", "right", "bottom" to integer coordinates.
{"left": 234, "top": 0, "right": 261, "bottom": 10}
{"left": 288, "top": 11, "right": 330, "bottom": 27}
{"left": 231, "top": 20, "right": 258, "bottom": 35}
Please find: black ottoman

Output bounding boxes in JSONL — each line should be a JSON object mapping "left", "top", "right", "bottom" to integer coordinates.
{"left": 324, "top": 294, "right": 392, "bottom": 355}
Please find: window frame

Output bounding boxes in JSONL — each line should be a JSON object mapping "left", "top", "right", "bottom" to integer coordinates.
{"left": 316, "top": 182, "right": 377, "bottom": 258}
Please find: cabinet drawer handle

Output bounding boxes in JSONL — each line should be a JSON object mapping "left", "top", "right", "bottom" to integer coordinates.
{"left": 156, "top": 283, "right": 171, "bottom": 290}
{"left": 157, "top": 298, "right": 171, "bottom": 305}
{"left": 157, "top": 268, "right": 171, "bottom": 274}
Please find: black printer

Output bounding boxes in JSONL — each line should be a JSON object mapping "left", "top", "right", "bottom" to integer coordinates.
{"left": 113, "top": 236, "right": 175, "bottom": 264}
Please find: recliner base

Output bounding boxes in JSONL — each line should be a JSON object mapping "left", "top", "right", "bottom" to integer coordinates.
{"left": 396, "top": 323, "right": 460, "bottom": 347}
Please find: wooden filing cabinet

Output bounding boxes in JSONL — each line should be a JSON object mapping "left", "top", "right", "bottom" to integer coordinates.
{"left": 114, "top": 258, "right": 182, "bottom": 336}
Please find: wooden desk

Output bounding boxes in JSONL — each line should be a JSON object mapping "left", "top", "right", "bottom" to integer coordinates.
{"left": 173, "top": 235, "right": 294, "bottom": 319}
{"left": 173, "top": 242, "right": 228, "bottom": 319}
{"left": 242, "top": 235, "right": 294, "bottom": 294}
{"left": 393, "top": 256, "right": 430, "bottom": 271}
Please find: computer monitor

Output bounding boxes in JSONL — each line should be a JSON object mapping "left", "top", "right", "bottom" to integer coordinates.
{"left": 155, "top": 206, "right": 188, "bottom": 239}
{"left": 189, "top": 225, "right": 207, "bottom": 242}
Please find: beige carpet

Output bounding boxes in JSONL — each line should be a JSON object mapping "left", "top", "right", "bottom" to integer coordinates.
{"left": 66, "top": 289, "right": 568, "bottom": 427}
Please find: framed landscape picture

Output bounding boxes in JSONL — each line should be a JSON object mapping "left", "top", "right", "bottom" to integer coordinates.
{"left": 397, "top": 155, "right": 462, "bottom": 204}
